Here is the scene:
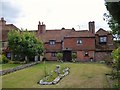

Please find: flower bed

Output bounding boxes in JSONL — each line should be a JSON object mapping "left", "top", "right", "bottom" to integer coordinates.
{"left": 38, "top": 65, "right": 70, "bottom": 85}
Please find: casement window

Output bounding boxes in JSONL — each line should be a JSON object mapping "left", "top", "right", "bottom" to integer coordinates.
{"left": 99, "top": 36, "right": 107, "bottom": 43}
{"left": 51, "top": 52, "right": 56, "bottom": 57}
{"left": 77, "top": 39, "right": 82, "bottom": 44}
{"left": 85, "top": 51, "right": 89, "bottom": 56}
{"left": 49, "top": 40, "right": 56, "bottom": 45}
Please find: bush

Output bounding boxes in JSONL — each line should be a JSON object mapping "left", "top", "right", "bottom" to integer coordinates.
{"left": 72, "top": 53, "right": 77, "bottom": 62}
{"left": 56, "top": 53, "right": 63, "bottom": 62}
{"left": 1, "top": 54, "right": 9, "bottom": 64}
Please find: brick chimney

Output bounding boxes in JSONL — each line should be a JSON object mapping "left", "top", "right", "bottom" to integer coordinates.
{"left": 0, "top": 17, "right": 6, "bottom": 26}
{"left": 88, "top": 21, "right": 95, "bottom": 34}
{"left": 38, "top": 21, "right": 46, "bottom": 35}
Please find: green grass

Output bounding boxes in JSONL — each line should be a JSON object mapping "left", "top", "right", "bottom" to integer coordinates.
{"left": 0, "top": 64, "right": 22, "bottom": 70}
{"left": 2, "top": 62, "right": 112, "bottom": 88}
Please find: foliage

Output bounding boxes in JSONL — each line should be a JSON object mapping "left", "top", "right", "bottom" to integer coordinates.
{"left": 8, "top": 29, "right": 44, "bottom": 62}
{"left": 56, "top": 53, "right": 63, "bottom": 62}
{"left": 72, "top": 53, "right": 77, "bottom": 62}
{"left": 1, "top": 54, "right": 9, "bottom": 64}
{"left": 112, "top": 47, "right": 120, "bottom": 70}
{"left": 105, "top": 2, "right": 120, "bottom": 24}
{"left": 111, "top": 47, "right": 120, "bottom": 87}
{"left": 104, "top": 2, "right": 120, "bottom": 40}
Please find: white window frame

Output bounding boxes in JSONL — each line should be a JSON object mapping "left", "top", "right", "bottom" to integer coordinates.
{"left": 99, "top": 36, "right": 107, "bottom": 43}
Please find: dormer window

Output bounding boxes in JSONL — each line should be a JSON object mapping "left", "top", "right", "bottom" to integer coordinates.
{"left": 77, "top": 39, "right": 82, "bottom": 44}
{"left": 49, "top": 40, "right": 56, "bottom": 45}
{"left": 99, "top": 36, "right": 107, "bottom": 44}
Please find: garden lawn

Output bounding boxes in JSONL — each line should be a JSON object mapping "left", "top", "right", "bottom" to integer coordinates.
{"left": 0, "top": 64, "right": 21, "bottom": 70}
{"left": 2, "top": 62, "right": 112, "bottom": 88}
{"left": 0, "top": 64, "right": 22, "bottom": 70}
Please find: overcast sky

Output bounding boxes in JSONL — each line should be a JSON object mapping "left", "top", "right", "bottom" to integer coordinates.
{"left": 1, "top": 0, "right": 111, "bottom": 31}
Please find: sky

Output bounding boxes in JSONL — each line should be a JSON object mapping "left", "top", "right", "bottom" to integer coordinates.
{"left": 1, "top": 0, "right": 111, "bottom": 31}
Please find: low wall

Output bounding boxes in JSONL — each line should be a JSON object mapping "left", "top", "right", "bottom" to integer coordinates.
{"left": 0, "top": 61, "right": 40, "bottom": 76}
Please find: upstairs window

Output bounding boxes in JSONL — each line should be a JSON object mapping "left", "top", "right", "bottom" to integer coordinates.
{"left": 49, "top": 40, "right": 56, "bottom": 45}
{"left": 77, "top": 39, "right": 82, "bottom": 44}
{"left": 99, "top": 36, "right": 107, "bottom": 43}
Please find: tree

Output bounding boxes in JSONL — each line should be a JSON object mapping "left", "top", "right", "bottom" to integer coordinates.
{"left": 104, "top": 2, "right": 120, "bottom": 40}
{"left": 104, "top": 2, "right": 120, "bottom": 87}
{"left": 8, "top": 29, "right": 44, "bottom": 62}
{"left": 8, "top": 30, "right": 21, "bottom": 60}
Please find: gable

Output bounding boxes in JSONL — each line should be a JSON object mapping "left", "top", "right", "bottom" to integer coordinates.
{"left": 96, "top": 28, "right": 109, "bottom": 36}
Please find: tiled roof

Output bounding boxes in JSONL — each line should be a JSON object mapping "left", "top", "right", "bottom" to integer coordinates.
{"left": 1, "top": 24, "right": 19, "bottom": 41}
{"left": 96, "top": 28, "right": 109, "bottom": 36}
{"left": 39, "top": 29, "right": 95, "bottom": 42}
{"left": 65, "top": 30, "right": 95, "bottom": 38}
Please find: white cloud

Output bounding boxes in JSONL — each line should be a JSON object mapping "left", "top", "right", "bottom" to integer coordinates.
{"left": 2, "top": 0, "right": 110, "bottom": 31}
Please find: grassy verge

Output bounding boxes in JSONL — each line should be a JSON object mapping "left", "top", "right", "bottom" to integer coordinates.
{"left": 2, "top": 62, "right": 111, "bottom": 88}
{"left": 0, "top": 64, "right": 22, "bottom": 70}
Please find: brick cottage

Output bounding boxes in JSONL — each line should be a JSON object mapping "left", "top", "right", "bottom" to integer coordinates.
{"left": 0, "top": 18, "right": 115, "bottom": 61}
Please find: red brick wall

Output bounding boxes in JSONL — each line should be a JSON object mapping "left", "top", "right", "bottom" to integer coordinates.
{"left": 44, "top": 52, "right": 57, "bottom": 60}
{"left": 64, "top": 37, "right": 95, "bottom": 50}
{"left": 107, "top": 34, "right": 114, "bottom": 45}
{"left": 95, "top": 51, "right": 111, "bottom": 61}
{"left": 76, "top": 50, "right": 95, "bottom": 61}
{"left": 45, "top": 42, "right": 62, "bottom": 52}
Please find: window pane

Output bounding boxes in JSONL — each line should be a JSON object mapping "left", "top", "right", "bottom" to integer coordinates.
{"left": 77, "top": 39, "right": 82, "bottom": 44}
{"left": 51, "top": 52, "right": 56, "bottom": 57}
{"left": 49, "top": 40, "right": 55, "bottom": 45}
{"left": 100, "top": 37, "right": 107, "bottom": 43}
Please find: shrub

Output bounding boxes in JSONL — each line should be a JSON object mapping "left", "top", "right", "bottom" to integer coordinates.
{"left": 72, "top": 53, "right": 77, "bottom": 62}
{"left": 56, "top": 53, "right": 63, "bottom": 62}
{"left": 1, "top": 54, "right": 9, "bottom": 64}
{"left": 112, "top": 47, "right": 120, "bottom": 70}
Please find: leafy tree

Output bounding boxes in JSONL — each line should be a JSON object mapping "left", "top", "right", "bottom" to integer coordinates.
{"left": 104, "top": 2, "right": 120, "bottom": 87}
{"left": 104, "top": 2, "right": 120, "bottom": 40}
{"left": 8, "top": 29, "right": 44, "bottom": 62}
{"left": 8, "top": 30, "right": 21, "bottom": 60}
{"left": 56, "top": 53, "right": 63, "bottom": 62}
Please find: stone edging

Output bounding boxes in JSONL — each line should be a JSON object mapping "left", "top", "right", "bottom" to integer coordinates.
{"left": 38, "top": 67, "right": 70, "bottom": 85}
{"left": 0, "top": 61, "right": 40, "bottom": 76}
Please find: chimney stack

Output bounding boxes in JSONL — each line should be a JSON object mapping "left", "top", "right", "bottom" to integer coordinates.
{"left": 38, "top": 21, "right": 46, "bottom": 35}
{"left": 0, "top": 17, "right": 6, "bottom": 26}
{"left": 89, "top": 21, "right": 95, "bottom": 34}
